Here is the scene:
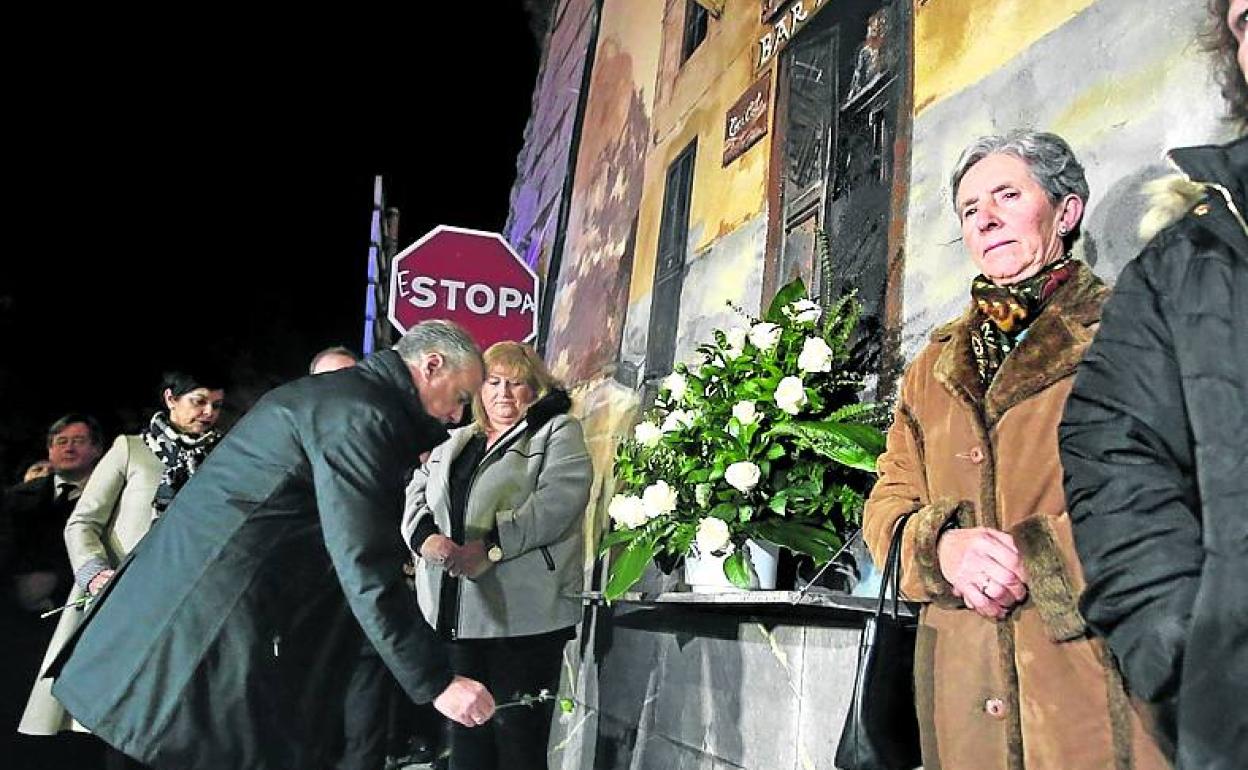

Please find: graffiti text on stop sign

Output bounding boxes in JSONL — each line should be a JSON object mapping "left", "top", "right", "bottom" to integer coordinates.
{"left": 396, "top": 273, "right": 537, "bottom": 317}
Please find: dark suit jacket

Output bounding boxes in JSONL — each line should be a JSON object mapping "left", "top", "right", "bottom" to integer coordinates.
{"left": 0, "top": 475, "right": 75, "bottom": 605}
{"left": 53, "top": 350, "right": 455, "bottom": 769}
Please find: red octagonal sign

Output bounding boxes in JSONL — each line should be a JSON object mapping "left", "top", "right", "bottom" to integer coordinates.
{"left": 388, "top": 225, "right": 539, "bottom": 350}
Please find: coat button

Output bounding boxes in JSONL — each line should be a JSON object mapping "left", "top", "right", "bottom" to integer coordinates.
{"left": 966, "top": 447, "right": 985, "bottom": 464}
{"left": 984, "top": 698, "right": 1006, "bottom": 719}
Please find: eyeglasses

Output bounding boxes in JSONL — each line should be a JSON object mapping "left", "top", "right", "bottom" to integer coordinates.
{"left": 51, "top": 436, "right": 93, "bottom": 448}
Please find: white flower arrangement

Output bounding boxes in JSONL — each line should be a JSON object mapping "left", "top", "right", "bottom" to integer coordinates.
{"left": 602, "top": 279, "right": 887, "bottom": 598}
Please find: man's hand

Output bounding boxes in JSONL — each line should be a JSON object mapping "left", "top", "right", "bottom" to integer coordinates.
{"left": 455, "top": 540, "right": 493, "bottom": 580}
{"left": 937, "top": 527, "right": 1029, "bottom": 621}
{"left": 88, "top": 569, "right": 115, "bottom": 596}
{"left": 419, "top": 534, "right": 458, "bottom": 571}
{"left": 433, "top": 675, "right": 495, "bottom": 728}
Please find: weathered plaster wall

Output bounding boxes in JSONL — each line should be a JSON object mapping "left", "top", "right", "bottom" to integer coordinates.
{"left": 902, "top": 0, "right": 1235, "bottom": 357}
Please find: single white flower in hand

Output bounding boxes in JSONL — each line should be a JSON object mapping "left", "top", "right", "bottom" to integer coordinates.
{"left": 641, "top": 480, "right": 678, "bottom": 519}
{"left": 774, "top": 376, "right": 808, "bottom": 415}
{"left": 662, "top": 372, "right": 688, "bottom": 401}
{"left": 607, "top": 495, "right": 648, "bottom": 529}
{"left": 731, "top": 400, "right": 758, "bottom": 426}
{"left": 633, "top": 421, "right": 663, "bottom": 447}
{"left": 748, "top": 322, "right": 782, "bottom": 352}
{"left": 785, "top": 299, "right": 822, "bottom": 324}
{"left": 724, "top": 461, "right": 762, "bottom": 493}
{"left": 797, "top": 336, "right": 834, "bottom": 373}
{"left": 724, "top": 327, "right": 748, "bottom": 358}
{"left": 695, "top": 517, "right": 732, "bottom": 554}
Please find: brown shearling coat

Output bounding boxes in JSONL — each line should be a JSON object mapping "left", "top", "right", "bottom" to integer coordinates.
{"left": 863, "top": 264, "right": 1169, "bottom": 770}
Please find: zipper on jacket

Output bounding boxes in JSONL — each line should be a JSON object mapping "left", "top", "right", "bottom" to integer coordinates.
{"left": 540, "top": 546, "right": 555, "bottom": 571}
{"left": 448, "top": 433, "right": 513, "bottom": 640}
{"left": 272, "top": 633, "right": 281, "bottom": 659}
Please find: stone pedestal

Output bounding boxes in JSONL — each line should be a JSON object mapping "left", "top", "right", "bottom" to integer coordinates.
{"left": 549, "top": 589, "right": 917, "bottom": 770}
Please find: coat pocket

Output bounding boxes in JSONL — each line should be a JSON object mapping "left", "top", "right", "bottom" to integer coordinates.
{"left": 539, "top": 546, "right": 555, "bottom": 571}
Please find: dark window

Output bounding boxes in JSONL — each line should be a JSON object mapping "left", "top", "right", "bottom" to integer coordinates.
{"left": 645, "top": 140, "right": 697, "bottom": 382}
{"left": 682, "top": 1, "right": 709, "bottom": 63}
{"left": 775, "top": 0, "right": 906, "bottom": 376}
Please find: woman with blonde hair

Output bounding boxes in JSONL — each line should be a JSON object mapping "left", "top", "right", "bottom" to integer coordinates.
{"left": 402, "top": 341, "right": 592, "bottom": 770}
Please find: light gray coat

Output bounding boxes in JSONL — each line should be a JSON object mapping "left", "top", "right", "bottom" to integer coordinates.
{"left": 402, "top": 404, "right": 592, "bottom": 639}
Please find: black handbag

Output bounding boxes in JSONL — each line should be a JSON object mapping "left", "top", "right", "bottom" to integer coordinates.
{"left": 834, "top": 515, "right": 923, "bottom": 770}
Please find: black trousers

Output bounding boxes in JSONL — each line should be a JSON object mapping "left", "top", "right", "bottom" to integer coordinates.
{"left": 446, "top": 632, "right": 568, "bottom": 770}
{"left": 337, "top": 650, "right": 396, "bottom": 770}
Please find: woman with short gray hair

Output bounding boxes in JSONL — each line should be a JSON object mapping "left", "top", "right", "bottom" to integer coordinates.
{"left": 861, "top": 130, "right": 1168, "bottom": 768}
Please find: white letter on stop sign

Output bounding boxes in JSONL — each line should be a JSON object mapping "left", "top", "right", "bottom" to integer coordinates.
{"left": 465, "top": 284, "right": 495, "bottom": 314}
{"left": 498, "top": 287, "right": 523, "bottom": 316}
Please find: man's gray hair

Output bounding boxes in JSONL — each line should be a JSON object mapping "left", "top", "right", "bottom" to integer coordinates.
{"left": 392, "top": 320, "right": 483, "bottom": 372}
{"left": 950, "top": 130, "right": 1091, "bottom": 214}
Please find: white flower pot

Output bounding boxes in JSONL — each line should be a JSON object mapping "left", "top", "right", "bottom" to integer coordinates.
{"left": 683, "top": 539, "right": 780, "bottom": 593}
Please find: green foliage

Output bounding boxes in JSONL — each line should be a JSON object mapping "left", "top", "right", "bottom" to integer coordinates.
{"left": 601, "top": 279, "right": 887, "bottom": 600}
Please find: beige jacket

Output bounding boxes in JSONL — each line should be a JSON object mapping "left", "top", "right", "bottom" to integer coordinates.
{"left": 19, "top": 435, "right": 161, "bottom": 735}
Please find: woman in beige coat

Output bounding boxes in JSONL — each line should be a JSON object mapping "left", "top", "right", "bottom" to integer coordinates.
{"left": 863, "top": 131, "right": 1169, "bottom": 769}
{"left": 18, "top": 371, "right": 225, "bottom": 746}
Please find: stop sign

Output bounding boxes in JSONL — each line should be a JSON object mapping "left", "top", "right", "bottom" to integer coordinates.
{"left": 388, "top": 225, "right": 539, "bottom": 350}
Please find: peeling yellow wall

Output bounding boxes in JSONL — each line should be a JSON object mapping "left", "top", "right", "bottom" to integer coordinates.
{"left": 915, "top": 0, "right": 1097, "bottom": 113}
{"left": 630, "top": 4, "right": 775, "bottom": 303}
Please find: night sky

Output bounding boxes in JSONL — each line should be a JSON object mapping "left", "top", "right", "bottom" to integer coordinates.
{"left": 1, "top": 6, "right": 541, "bottom": 479}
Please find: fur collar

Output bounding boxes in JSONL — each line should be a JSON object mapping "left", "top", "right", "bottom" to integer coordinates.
{"left": 522, "top": 388, "right": 573, "bottom": 433}
{"left": 930, "top": 262, "right": 1107, "bottom": 425}
{"left": 1140, "top": 136, "right": 1248, "bottom": 241}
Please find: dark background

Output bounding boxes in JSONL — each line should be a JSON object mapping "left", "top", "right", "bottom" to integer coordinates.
{"left": 1, "top": 5, "right": 543, "bottom": 480}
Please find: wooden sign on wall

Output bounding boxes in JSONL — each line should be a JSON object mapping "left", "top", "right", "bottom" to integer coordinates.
{"left": 723, "top": 75, "right": 771, "bottom": 165}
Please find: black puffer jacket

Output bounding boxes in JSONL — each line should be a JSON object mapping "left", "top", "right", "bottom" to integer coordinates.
{"left": 1060, "top": 136, "right": 1247, "bottom": 770}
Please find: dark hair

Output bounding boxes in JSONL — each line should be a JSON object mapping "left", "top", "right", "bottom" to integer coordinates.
{"left": 161, "top": 370, "right": 228, "bottom": 402}
{"left": 1205, "top": 0, "right": 1248, "bottom": 128}
{"left": 308, "top": 345, "right": 360, "bottom": 374}
{"left": 46, "top": 413, "right": 105, "bottom": 448}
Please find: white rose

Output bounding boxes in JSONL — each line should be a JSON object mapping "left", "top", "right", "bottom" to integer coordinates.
{"left": 785, "top": 299, "right": 822, "bottom": 324}
{"left": 607, "top": 495, "right": 648, "bottom": 529}
{"left": 724, "top": 461, "right": 762, "bottom": 493}
{"left": 695, "top": 517, "right": 732, "bottom": 554}
{"left": 633, "top": 421, "right": 663, "bottom": 447}
{"left": 748, "top": 322, "right": 782, "bottom": 352}
{"left": 661, "top": 409, "right": 695, "bottom": 433}
{"left": 731, "top": 400, "right": 758, "bottom": 426}
{"left": 797, "top": 336, "right": 834, "bottom": 373}
{"left": 774, "top": 375, "right": 807, "bottom": 415}
{"left": 662, "top": 372, "right": 687, "bottom": 401}
{"left": 724, "top": 327, "right": 748, "bottom": 358}
{"left": 641, "top": 480, "right": 678, "bottom": 519}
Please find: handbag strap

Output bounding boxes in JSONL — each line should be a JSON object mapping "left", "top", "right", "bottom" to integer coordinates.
{"left": 875, "top": 512, "right": 912, "bottom": 620}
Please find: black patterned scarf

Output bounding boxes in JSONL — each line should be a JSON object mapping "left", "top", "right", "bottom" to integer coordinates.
{"left": 969, "top": 256, "right": 1078, "bottom": 384}
{"left": 143, "top": 411, "right": 222, "bottom": 513}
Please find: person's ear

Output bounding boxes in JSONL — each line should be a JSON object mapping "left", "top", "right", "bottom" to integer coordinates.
{"left": 424, "top": 352, "right": 444, "bottom": 379}
{"left": 163, "top": 388, "right": 177, "bottom": 410}
{"left": 1057, "top": 194, "right": 1084, "bottom": 237}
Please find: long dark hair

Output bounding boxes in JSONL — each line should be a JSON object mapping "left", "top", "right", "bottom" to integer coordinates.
{"left": 1205, "top": 0, "right": 1248, "bottom": 129}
